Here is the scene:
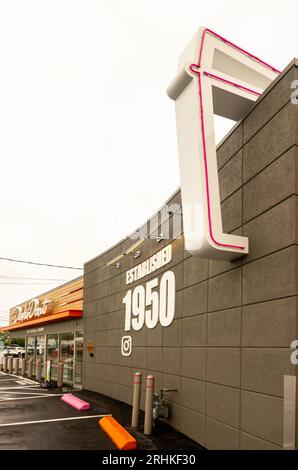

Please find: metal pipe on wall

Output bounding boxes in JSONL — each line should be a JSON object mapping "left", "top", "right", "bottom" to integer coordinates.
{"left": 144, "top": 375, "right": 154, "bottom": 435}
{"left": 131, "top": 372, "right": 142, "bottom": 428}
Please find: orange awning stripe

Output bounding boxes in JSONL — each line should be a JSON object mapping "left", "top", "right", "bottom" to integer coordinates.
{"left": 1, "top": 310, "right": 82, "bottom": 332}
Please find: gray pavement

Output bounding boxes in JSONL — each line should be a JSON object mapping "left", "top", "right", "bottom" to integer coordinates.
{"left": 0, "top": 371, "right": 114, "bottom": 450}
{"left": 0, "top": 371, "right": 202, "bottom": 450}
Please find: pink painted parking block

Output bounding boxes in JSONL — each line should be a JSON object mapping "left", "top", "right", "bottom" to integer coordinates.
{"left": 61, "top": 393, "right": 90, "bottom": 411}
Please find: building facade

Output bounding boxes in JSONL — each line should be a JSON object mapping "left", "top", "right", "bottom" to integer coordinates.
{"left": 3, "top": 277, "right": 83, "bottom": 387}
{"left": 83, "top": 60, "right": 298, "bottom": 450}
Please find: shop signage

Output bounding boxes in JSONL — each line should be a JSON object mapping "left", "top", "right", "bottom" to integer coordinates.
{"left": 121, "top": 336, "right": 132, "bottom": 357}
{"left": 12, "top": 298, "right": 52, "bottom": 324}
{"left": 167, "top": 27, "right": 279, "bottom": 260}
{"left": 126, "top": 244, "right": 172, "bottom": 284}
{"left": 26, "top": 327, "right": 45, "bottom": 334}
{"left": 121, "top": 244, "right": 175, "bottom": 355}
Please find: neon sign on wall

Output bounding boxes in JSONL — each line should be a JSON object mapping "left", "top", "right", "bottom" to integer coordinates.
{"left": 167, "top": 27, "right": 280, "bottom": 260}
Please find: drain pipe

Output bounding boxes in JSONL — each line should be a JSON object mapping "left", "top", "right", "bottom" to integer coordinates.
{"left": 131, "top": 372, "right": 142, "bottom": 428}
{"left": 144, "top": 375, "right": 155, "bottom": 435}
{"left": 0, "top": 356, "right": 3, "bottom": 371}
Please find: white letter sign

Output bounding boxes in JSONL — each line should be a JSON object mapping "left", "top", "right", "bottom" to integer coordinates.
{"left": 167, "top": 27, "right": 280, "bottom": 260}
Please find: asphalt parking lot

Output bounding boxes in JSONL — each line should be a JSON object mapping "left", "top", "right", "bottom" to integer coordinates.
{"left": 0, "top": 371, "right": 114, "bottom": 450}
{"left": 0, "top": 371, "right": 202, "bottom": 450}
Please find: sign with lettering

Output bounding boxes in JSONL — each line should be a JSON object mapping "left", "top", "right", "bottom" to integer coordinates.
{"left": 167, "top": 27, "right": 280, "bottom": 260}
{"left": 26, "top": 327, "right": 45, "bottom": 334}
{"left": 121, "top": 244, "right": 175, "bottom": 355}
{"left": 126, "top": 244, "right": 172, "bottom": 284}
{"left": 12, "top": 299, "right": 52, "bottom": 324}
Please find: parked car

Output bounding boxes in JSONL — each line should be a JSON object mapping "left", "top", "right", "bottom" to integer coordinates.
{"left": 3, "top": 344, "right": 25, "bottom": 358}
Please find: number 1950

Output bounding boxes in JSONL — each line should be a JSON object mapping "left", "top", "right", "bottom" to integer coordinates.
{"left": 123, "top": 271, "right": 175, "bottom": 331}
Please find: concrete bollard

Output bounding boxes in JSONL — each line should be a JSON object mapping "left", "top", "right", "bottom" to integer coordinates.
{"left": 21, "top": 358, "right": 26, "bottom": 376}
{"left": 17, "top": 357, "right": 21, "bottom": 375}
{"left": 7, "top": 356, "right": 13, "bottom": 374}
{"left": 57, "top": 362, "right": 64, "bottom": 387}
{"left": 0, "top": 356, "right": 3, "bottom": 371}
{"left": 131, "top": 372, "right": 142, "bottom": 428}
{"left": 28, "top": 359, "right": 33, "bottom": 378}
{"left": 35, "top": 359, "right": 41, "bottom": 382}
{"left": 144, "top": 375, "right": 154, "bottom": 435}
{"left": 3, "top": 356, "right": 8, "bottom": 373}
{"left": 13, "top": 357, "right": 19, "bottom": 375}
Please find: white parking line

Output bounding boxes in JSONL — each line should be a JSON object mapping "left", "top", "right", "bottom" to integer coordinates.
{"left": 0, "top": 380, "right": 36, "bottom": 386}
{"left": 0, "top": 385, "right": 40, "bottom": 390}
{"left": 21, "top": 380, "right": 39, "bottom": 386}
{"left": 0, "top": 394, "right": 65, "bottom": 402}
{"left": 0, "top": 374, "right": 39, "bottom": 385}
{"left": 14, "top": 376, "right": 40, "bottom": 385}
{"left": 0, "top": 390, "right": 49, "bottom": 395}
{"left": 0, "top": 373, "right": 39, "bottom": 384}
{"left": 0, "top": 414, "right": 111, "bottom": 427}
{"left": 0, "top": 379, "right": 22, "bottom": 382}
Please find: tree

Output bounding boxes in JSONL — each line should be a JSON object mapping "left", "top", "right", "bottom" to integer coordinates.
{"left": 0, "top": 331, "right": 12, "bottom": 347}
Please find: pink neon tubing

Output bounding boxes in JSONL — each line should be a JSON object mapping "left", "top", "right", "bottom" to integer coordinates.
{"left": 203, "top": 71, "right": 261, "bottom": 96}
{"left": 193, "top": 28, "right": 280, "bottom": 251}
{"left": 198, "top": 28, "right": 281, "bottom": 73}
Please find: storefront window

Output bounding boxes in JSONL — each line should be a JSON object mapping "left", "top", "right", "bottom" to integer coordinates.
{"left": 74, "top": 331, "right": 83, "bottom": 386}
{"left": 47, "top": 334, "right": 59, "bottom": 380}
{"left": 23, "top": 331, "right": 83, "bottom": 385}
{"left": 26, "top": 336, "right": 35, "bottom": 359}
{"left": 11, "top": 338, "right": 25, "bottom": 348}
{"left": 36, "top": 335, "right": 45, "bottom": 377}
{"left": 60, "top": 332, "right": 74, "bottom": 384}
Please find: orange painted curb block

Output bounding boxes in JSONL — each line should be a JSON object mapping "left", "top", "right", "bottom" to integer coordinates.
{"left": 99, "top": 416, "right": 137, "bottom": 450}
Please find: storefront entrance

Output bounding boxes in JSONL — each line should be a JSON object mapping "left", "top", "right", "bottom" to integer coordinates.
{"left": 25, "top": 330, "right": 83, "bottom": 387}
{"left": 74, "top": 332, "right": 83, "bottom": 388}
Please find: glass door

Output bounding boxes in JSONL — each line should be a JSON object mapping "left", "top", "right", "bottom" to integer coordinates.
{"left": 60, "top": 332, "right": 74, "bottom": 385}
{"left": 26, "top": 336, "right": 36, "bottom": 374}
{"left": 74, "top": 331, "right": 83, "bottom": 388}
{"left": 47, "top": 334, "right": 59, "bottom": 381}
{"left": 36, "top": 335, "right": 46, "bottom": 378}
{"left": 26, "top": 336, "right": 35, "bottom": 359}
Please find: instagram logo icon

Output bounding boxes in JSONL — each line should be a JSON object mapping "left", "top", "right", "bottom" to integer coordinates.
{"left": 121, "top": 336, "right": 132, "bottom": 356}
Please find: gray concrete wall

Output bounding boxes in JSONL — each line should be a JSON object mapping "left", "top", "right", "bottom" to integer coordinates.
{"left": 83, "top": 59, "right": 298, "bottom": 450}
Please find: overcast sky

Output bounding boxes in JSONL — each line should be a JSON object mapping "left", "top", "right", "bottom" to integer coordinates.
{"left": 0, "top": 0, "right": 296, "bottom": 325}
